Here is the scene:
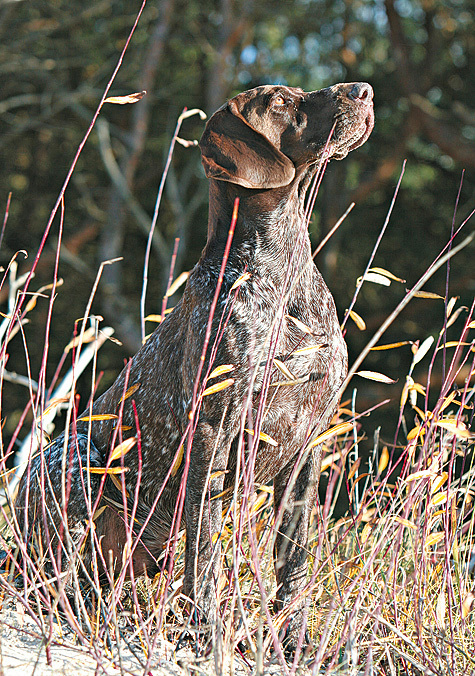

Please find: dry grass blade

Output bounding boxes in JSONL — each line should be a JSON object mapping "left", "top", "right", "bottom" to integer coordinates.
{"left": 435, "top": 419, "right": 473, "bottom": 438}
{"left": 357, "top": 271, "right": 391, "bottom": 286}
{"left": 306, "top": 421, "right": 354, "bottom": 450}
{"left": 377, "top": 446, "right": 389, "bottom": 473}
{"left": 201, "top": 377, "right": 235, "bottom": 396}
{"left": 77, "top": 413, "right": 119, "bottom": 422}
{"left": 411, "top": 335, "right": 434, "bottom": 366}
{"left": 244, "top": 429, "right": 279, "bottom": 447}
{"left": 87, "top": 466, "right": 128, "bottom": 474}
{"left": 230, "top": 271, "right": 251, "bottom": 290}
{"left": 108, "top": 437, "right": 137, "bottom": 462}
{"left": 166, "top": 271, "right": 189, "bottom": 297}
{"left": 104, "top": 90, "right": 147, "bottom": 104}
{"left": 291, "top": 344, "right": 326, "bottom": 355}
{"left": 367, "top": 266, "right": 406, "bottom": 283}
{"left": 208, "top": 364, "right": 235, "bottom": 379}
{"left": 412, "top": 289, "right": 445, "bottom": 299}
{"left": 370, "top": 340, "right": 411, "bottom": 350}
{"left": 119, "top": 382, "right": 141, "bottom": 402}
{"left": 170, "top": 445, "right": 184, "bottom": 476}
{"left": 356, "top": 370, "right": 397, "bottom": 384}
{"left": 348, "top": 309, "right": 366, "bottom": 330}
{"left": 273, "top": 358, "right": 295, "bottom": 379}
{"left": 285, "top": 314, "right": 313, "bottom": 334}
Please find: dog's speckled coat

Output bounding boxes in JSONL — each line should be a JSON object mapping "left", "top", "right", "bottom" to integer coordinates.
{"left": 16, "top": 82, "right": 374, "bottom": 651}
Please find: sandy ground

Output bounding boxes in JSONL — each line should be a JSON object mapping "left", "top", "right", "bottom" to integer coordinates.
{"left": 0, "top": 604, "right": 293, "bottom": 676}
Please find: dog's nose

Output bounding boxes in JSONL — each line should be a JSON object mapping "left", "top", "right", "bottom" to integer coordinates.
{"left": 347, "top": 83, "right": 373, "bottom": 102}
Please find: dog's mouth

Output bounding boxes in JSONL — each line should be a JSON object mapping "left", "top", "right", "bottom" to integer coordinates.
{"left": 330, "top": 107, "right": 374, "bottom": 160}
{"left": 347, "top": 109, "right": 374, "bottom": 152}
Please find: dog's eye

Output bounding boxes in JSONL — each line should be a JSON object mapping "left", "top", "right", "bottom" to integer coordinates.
{"left": 273, "top": 95, "right": 286, "bottom": 106}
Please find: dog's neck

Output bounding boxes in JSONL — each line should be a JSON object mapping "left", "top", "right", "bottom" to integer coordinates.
{"left": 204, "top": 173, "right": 315, "bottom": 278}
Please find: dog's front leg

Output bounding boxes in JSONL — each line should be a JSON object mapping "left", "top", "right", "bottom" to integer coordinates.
{"left": 273, "top": 447, "right": 321, "bottom": 654}
{"left": 183, "top": 418, "right": 230, "bottom": 630}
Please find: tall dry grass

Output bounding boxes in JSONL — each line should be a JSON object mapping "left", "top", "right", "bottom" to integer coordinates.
{"left": 0, "top": 10, "right": 474, "bottom": 674}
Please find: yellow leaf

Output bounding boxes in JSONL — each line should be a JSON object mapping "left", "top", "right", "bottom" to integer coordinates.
{"left": 368, "top": 267, "right": 405, "bottom": 283}
{"left": 356, "top": 370, "right": 397, "bottom": 384}
{"left": 452, "top": 536, "right": 459, "bottom": 564}
{"left": 378, "top": 446, "right": 389, "bottom": 474}
{"left": 411, "top": 336, "right": 434, "bottom": 366}
{"left": 436, "top": 589, "right": 446, "bottom": 630}
{"left": 406, "top": 470, "right": 435, "bottom": 482}
{"left": 166, "top": 271, "right": 189, "bottom": 297}
{"left": 208, "top": 364, "right": 235, "bottom": 380}
{"left": 171, "top": 445, "right": 184, "bottom": 477}
{"left": 306, "top": 422, "right": 354, "bottom": 450}
{"left": 407, "top": 425, "right": 424, "bottom": 441}
{"left": 371, "top": 341, "right": 411, "bottom": 351}
{"left": 144, "top": 309, "right": 173, "bottom": 323}
{"left": 201, "top": 378, "right": 235, "bottom": 397}
{"left": 291, "top": 344, "right": 326, "bottom": 356}
{"left": 230, "top": 271, "right": 251, "bottom": 291}
{"left": 348, "top": 310, "right": 366, "bottom": 331}
{"left": 357, "top": 272, "right": 391, "bottom": 286}
{"left": 413, "top": 405, "right": 428, "bottom": 420}
{"left": 446, "top": 306, "right": 468, "bottom": 329}
{"left": 253, "top": 486, "right": 272, "bottom": 496}
{"left": 412, "top": 383, "right": 426, "bottom": 395}
{"left": 361, "top": 522, "right": 372, "bottom": 544}
{"left": 104, "top": 90, "right": 146, "bottom": 104}
{"left": 413, "top": 290, "right": 445, "bottom": 300}
{"left": 109, "top": 437, "right": 137, "bottom": 463}
{"left": 273, "top": 358, "right": 295, "bottom": 380}
{"left": 425, "top": 532, "right": 445, "bottom": 547}
{"left": 77, "top": 413, "right": 119, "bottom": 422}
{"left": 92, "top": 505, "right": 107, "bottom": 521}
{"left": 244, "top": 429, "right": 278, "bottom": 447}
{"left": 430, "top": 491, "right": 449, "bottom": 507}
{"left": 438, "top": 390, "right": 458, "bottom": 414}
{"left": 119, "top": 383, "right": 141, "bottom": 403}
{"left": 64, "top": 327, "right": 97, "bottom": 353}
{"left": 347, "top": 457, "right": 361, "bottom": 481}
{"left": 250, "top": 491, "right": 271, "bottom": 514}
{"left": 40, "top": 397, "right": 71, "bottom": 420}
{"left": 393, "top": 516, "right": 416, "bottom": 530}
{"left": 435, "top": 420, "right": 472, "bottom": 439}
{"left": 400, "top": 376, "right": 414, "bottom": 408}
{"left": 210, "top": 470, "right": 227, "bottom": 480}
{"left": 87, "top": 466, "right": 128, "bottom": 474}
{"left": 468, "top": 320, "right": 475, "bottom": 329}
{"left": 286, "top": 315, "right": 313, "bottom": 334}
{"left": 109, "top": 472, "right": 129, "bottom": 496}
{"left": 437, "top": 341, "right": 471, "bottom": 350}
{"left": 446, "top": 296, "right": 458, "bottom": 318}
{"left": 431, "top": 472, "right": 448, "bottom": 493}
{"left": 320, "top": 451, "right": 342, "bottom": 472}
{"left": 462, "top": 592, "right": 474, "bottom": 619}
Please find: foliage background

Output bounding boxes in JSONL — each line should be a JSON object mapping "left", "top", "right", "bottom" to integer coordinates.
{"left": 1, "top": 0, "right": 474, "bottom": 458}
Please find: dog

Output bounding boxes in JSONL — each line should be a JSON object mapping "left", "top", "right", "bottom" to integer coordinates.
{"left": 16, "top": 82, "right": 374, "bottom": 653}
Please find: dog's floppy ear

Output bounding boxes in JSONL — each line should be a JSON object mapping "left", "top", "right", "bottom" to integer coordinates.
{"left": 199, "top": 100, "right": 296, "bottom": 189}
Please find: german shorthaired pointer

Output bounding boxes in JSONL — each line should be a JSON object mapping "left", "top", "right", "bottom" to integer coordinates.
{"left": 16, "top": 82, "right": 373, "bottom": 652}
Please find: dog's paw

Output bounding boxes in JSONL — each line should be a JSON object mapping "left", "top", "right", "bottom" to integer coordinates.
{"left": 278, "top": 616, "right": 312, "bottom": 662}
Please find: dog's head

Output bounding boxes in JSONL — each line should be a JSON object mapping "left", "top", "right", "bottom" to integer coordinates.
{"left": 199, "top": 83, "right": 374, "bottom": 189}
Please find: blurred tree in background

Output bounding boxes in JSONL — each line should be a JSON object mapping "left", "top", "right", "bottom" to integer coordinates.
{"left": 1, "top": 0, "right": 474, "bottom": 452}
